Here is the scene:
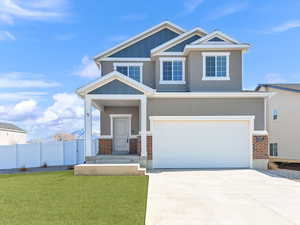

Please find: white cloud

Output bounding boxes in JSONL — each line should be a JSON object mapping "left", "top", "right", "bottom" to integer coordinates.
{"left": 13, "top": 99, "right": 37, "bottom": 115}
{"left": 0, "top": 0, "right": 67, "bottom": 24}
{"left": 183, "top": 0, "right": 205, "bottom": 14}
{"left": 37, "top": 93, "right": 83, "bottom": 124}
{"left": 121, "top": 13, "right": 147, "bottom": 22}
{"left": 74, "top": 56, "right": 100, "bottom": 78}
{"left": 0, "top": 30, "right": 16, "bottom": 40}
{"left": 0, "top": 99, "right": 38, "bottom": 121}
{"left": 271, "top": 20, "right": 300, "bottom": 33}
{"left": 208, "top": 2, "right": 248, "bottom": 21}
{"left": 0, "top": 72, "right": 60, "bottom": 88}
{"left": 0, "top": 92, "right": 100, "bottom": 140}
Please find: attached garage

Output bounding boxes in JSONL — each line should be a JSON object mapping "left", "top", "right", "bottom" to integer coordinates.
{"left": 151, "top": 116, "right": 254, "bottom": 169}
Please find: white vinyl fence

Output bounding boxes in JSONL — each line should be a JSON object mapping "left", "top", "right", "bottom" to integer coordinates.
{"left": 0, "top": 139, "right": 98, "bottom": 170}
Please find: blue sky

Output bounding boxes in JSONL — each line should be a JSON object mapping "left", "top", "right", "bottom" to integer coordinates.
{"left": 0, "top": 0, "right": 299, "bottom": 140}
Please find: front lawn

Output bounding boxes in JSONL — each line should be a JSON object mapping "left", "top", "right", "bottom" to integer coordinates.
{"left": 0, "top": 171, "right": 148, "bottom": 225}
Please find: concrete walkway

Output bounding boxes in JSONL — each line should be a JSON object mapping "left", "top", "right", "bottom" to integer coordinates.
{"left": 146, "top": 169, "right": 300, "bottom": 225}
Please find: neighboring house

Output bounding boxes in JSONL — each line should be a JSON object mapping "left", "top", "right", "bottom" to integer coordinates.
{"left": 76, "top": 21, "right": 272, "bottom": 169}
{"left": 53, "top": 133, "right": 76, "bottom": 141}
{"left": 0, "top": 122, "right": 27, "bottom": 145}
{"left": 256, "top": 84, "right": 300, "bottom": 161}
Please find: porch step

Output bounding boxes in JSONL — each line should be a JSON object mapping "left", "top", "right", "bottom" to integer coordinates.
{"left": 74, "top": 163, "right": 145, "bottom": 176}
{"left": 85, "top": 155, "right": 139, "bottom": 164}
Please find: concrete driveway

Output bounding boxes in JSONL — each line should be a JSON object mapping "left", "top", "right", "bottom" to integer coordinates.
{"left": 145, "top": 169, "right": 300, "bottom": 225}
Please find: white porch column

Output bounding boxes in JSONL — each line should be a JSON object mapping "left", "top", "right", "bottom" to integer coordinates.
{"left": 84, "top": 95, "right": 92, "bottom": 157}
{"left": 140, "top": 96, "right": 147, "bottom": 157}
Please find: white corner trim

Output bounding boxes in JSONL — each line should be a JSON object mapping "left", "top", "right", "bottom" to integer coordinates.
{"left": 202, "top": 52, "right": 230, "bottom": 81}
{"left": 159, "top": 57, "right": 186, "bottom": 84}
{"left": 100, "top": 57, "right": 151, "bottom": 62}
{"left": 253, "top": 130, "right": 268, "bottom": 136}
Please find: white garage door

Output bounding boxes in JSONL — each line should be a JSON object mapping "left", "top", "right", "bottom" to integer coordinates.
{"left": 152, "top": 116, "right": 253, "bottom": 169}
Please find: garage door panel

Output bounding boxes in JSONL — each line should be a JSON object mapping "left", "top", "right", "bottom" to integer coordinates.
{"left": 152, "top": 119, "right": 251, "bottom": 169}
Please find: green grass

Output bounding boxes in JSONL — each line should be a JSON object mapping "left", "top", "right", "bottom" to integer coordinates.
{"left": 0, "top": 171, "right": 148, "bottom": 225}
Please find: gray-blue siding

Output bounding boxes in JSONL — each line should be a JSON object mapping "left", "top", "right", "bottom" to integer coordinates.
{"left": 165, "top": 35, "right": 201, "bottom": 52}
{"left": 209, "top": 37, "right": 225, "bottom": 42}
{"left": 88, "top": 80, "right": 143, "bottom": 95}
{"left": 109, "top": 28, "right": 179, "bottom": 58}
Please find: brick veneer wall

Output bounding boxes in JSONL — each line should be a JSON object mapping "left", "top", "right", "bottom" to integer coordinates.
{"left": 99, "top": 139, "right": 112, "bottom": 155}
{"left": 137, "top": 135, "right": 152, "bottom": 159}
{"left": 253, "top": 135, "right": 268, "bottom": 159}
{"left": 129, "top": 138, "right": 138, "bottom": 155}
{"left": 147, "top": 136, "right": 152, "bottom": 160}
{"left": 137, "top": 136, "right": 141, "bottom": 156}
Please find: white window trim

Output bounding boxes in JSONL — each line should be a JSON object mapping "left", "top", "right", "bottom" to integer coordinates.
{"left": 113, "top": 62, "right": 143, "bottom": 82}
{"left": 202, "top": 52, "right": 230, "bottom": 80}
{"left": 159, "top": 57, "right": 186, "bottom": 84}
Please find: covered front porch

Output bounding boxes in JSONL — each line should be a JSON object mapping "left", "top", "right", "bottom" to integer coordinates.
{"left": 84, "top": 94, "right": 148, "bottom": 160}
{"left": 76, "top": 71, "right": 156, "bottom": 166}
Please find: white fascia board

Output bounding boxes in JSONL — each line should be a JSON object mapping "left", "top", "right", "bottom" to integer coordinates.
{"left": 151, "top": 27, "right": 207, "bottom": 55}
{"left": 153, "top": 52, "right": 184, "bottom": 56}
{"left": 94, "top": 21, "right": 185, "bottom": 60}
{"left": 183, "top": 44, "right": 250, "bottom": 55}
{"left": 99, "top": 57, "right": 151, "bottom": 62}
{"left": 149, "top": 115, "right": 255, "bottom": 122}
{"left": 76, "top": 71, "right": 155, "bottom": 97}
{"left": 191, "top": 30, "right": 240, "bottom": 45}
{"left": 149, "top": 92, "right": 273, "bottom": 98}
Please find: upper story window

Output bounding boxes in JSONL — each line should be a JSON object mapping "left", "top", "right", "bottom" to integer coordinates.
{"left": 113, "top": 63, "right": 143, "bottom": 82}
{"left": 202, "top": 52, "right": 230, "bottom": 80}
{"left": 159, "top": 57, "right": 186, "bottom": 84}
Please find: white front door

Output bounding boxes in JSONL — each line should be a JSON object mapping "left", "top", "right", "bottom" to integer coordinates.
{"left": 113, "top": 117, "right": 130, "bottom": 153}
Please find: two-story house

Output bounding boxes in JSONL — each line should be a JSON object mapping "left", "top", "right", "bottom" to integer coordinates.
{"left": 256, "top": 84, "right": 300, "bottom": 162}
{"left": 76, "top": 21, "right": 272, "bottom": 171}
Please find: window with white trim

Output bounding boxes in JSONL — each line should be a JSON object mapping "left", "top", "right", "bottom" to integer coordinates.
{"left": 113, "top": 63, "right": 142, "bottom": 82}
{"left": 270, "top": 143, "right": 278, "bottom": 156}
{"left": 160, "top": 58, "right": 185, "bottom": 84}
{"left": 202, "top": 52, "right": 230, "bottom": 80}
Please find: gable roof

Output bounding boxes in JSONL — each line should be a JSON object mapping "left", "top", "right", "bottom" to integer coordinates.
{"left": 150, "top": 27, "right": 207, "bottom": 55}
{"left": 191, "top": 30, "right": 240, "bottom": 45}
{"left": 256, "top": 84, "right": 300, "bottom": 93}
{"left": 76, "top": 71, "right": 155, "bottom": 97}
{"left": 94, "top": 21, "right": 185, "bottom": 60}
{"left": 0, "top": 122, "right": 26, "bottom": 133}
